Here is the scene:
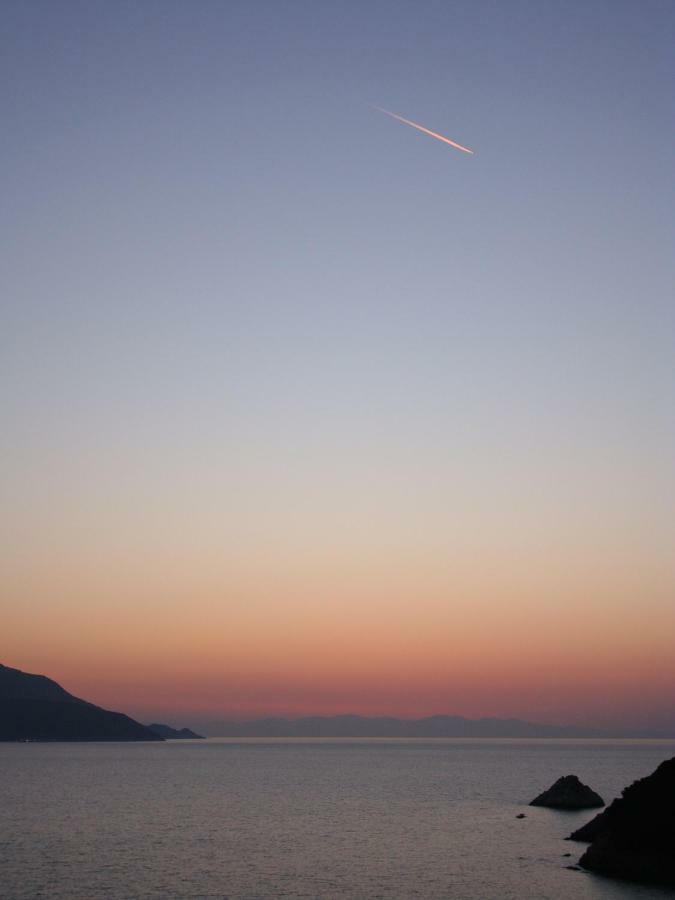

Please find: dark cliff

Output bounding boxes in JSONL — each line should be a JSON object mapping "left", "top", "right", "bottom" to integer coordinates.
{"left": 0, "top": 663, "right": 162, "bottom": 742}
{"left": 573, "top": 756, "right": 675, "bottom": 886}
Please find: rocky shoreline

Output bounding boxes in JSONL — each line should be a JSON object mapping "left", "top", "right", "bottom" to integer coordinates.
{"left": 568, "top": 757, "right": 675, "bottom": 887}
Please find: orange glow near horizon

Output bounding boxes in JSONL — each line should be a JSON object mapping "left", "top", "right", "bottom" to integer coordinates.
{"left": 4, "top": 316, "right": 674, "bottom": 733}
{"left": 5, "top": 542, "right": 675, "bottom": 730}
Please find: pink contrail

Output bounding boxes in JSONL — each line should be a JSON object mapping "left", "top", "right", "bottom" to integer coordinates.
{"left": 373, "top": 106, "right": 474, "bottom": 155}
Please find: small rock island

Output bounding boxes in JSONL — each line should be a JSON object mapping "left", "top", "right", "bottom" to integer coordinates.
{"left": 530, "top": 775, "right": 605, "bottom": 810}
{"left": 569, "top": 756, "right": 675, "bottom": 887}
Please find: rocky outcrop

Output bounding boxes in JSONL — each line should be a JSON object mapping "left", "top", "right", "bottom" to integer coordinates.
{"left": 530, "top": 775, "right": 605, "bottom": 809}
{"left": 574, "top": 757, "right": 675, "bottom": 886}
{"left": 568, "top": 808, "right": 610, "bottom": 842}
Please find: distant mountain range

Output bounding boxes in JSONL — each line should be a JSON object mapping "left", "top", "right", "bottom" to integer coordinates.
{"left": 0, "top": 663, "right": 161, "bottom": 742}
{"left": 207, "top": 714, "right": 604, "bottom": 738}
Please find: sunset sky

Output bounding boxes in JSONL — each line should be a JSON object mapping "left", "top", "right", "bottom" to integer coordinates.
{"left": 3, "top": 1, "right": 674, "bottom": 733}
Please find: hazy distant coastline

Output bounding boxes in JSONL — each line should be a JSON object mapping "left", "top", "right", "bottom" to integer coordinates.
{"left": 201, "top": 714, "right": 674, "bottom": 740}
{"left": 4, "top": 663, "right": 673, "bottom": 742}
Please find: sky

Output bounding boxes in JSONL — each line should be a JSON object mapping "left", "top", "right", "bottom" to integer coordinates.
{"left": 2, "top": 0, "right": 674, "bottom": 733}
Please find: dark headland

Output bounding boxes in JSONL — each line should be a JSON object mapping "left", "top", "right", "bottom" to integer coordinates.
{"left": 569, "top": 756, "right": 675, "bottom": 887}
{"left": 0, "top": 663, "right": 162, "bottom": 742}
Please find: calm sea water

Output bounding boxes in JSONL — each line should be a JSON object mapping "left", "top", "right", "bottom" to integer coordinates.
{"left": 1, "top": 739, "right": 674, "bottom": 900}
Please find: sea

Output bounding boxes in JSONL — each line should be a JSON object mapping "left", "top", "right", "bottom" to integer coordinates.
{"left": 1, "top": 738, "right": 674, "bottom": 900}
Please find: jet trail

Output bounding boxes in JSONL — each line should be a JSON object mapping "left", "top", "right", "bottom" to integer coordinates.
{"left": 373, "top": 106, "right": 474, "bottom": 155}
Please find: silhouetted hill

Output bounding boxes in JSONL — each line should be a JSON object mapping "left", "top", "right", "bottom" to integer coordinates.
{"left": 0, "top": 664, "right": 84, "bottom": 704}
{"left": 208, "top": 714, "right": 598, "bottom": 738}
{"left": 147, "top": 723, "right": 205, "bottom": 739}
{"left": 0, "top": 664, "right": 162, "bottom": 742}
{"left": 575, "top": 756, "right": 675, "bottom": 886}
